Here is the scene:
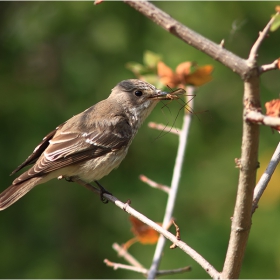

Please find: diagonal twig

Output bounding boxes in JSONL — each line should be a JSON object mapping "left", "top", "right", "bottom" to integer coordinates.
{"left": 252, "top": 142, "right": 280, "bottom": 214}
{"left": 248, "top": 12, "right": 280, "bottom": 64}
{"left": 73, "top": 178, "right": 220, "bottom": 279}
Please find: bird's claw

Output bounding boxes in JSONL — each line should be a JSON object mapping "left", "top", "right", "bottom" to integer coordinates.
{"left": 94, "top": 180, "right": 112, "bottom": 204}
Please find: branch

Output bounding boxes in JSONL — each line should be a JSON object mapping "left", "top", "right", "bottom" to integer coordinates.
{"left": 148, "top": 122, "right": 181, "bottom": 135}
{"left": 124, "top": 0, "right": 250, "bottom": 79}
{"left": 73, "top": 179, "right": 220, "bottom": 279}
{"left": 252, "top": 142, "right": 280, "bottom": 214}
{"left": 221, "top": 73, "right": 261, "bottom": 279}
{"left": 112, "top": 243, "right": 144, "bottom": 268}
{"left": 147, "top": 86, "right": 195, "bottom": 278}
{"left": 248, "top": 12, "right": 280, "bottom": 65}
{"left": 259, "top": 59, "right": 280, "bottom": 73}
{"left": 139, "top": 174, "right": 170, "bottom": 193}
{"left": 104, "top": 259, "right": 191, "bottom": 276}
{"left": 246, "top": 111, "right": 280, "bottom": 128}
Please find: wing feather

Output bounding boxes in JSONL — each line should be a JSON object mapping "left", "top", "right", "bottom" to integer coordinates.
{"left": 13, "top": 114, "right": 133, "bottom": 184}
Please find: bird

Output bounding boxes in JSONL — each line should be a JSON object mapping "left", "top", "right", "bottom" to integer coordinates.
{"left": 0, "top": 79, "right": 175, "bottom": 210}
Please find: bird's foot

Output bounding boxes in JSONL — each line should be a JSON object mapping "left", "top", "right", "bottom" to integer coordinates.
{"left": 94, "top": 180, "right": 112, "bottom": 204}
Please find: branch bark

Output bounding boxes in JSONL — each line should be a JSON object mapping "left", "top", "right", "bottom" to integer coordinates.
{"left": 124, "top": 0, "right": 250, "bottom": 79}
{"left": 221, "top": 74, "right": 260, "bottom": 279}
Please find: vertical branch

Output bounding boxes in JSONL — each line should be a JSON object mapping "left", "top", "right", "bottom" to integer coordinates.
{"left": 222, "top": 74, "right": 260, "bottom": 279}
{"left": 147, "top": 86, "right": 194, "bottom": 279}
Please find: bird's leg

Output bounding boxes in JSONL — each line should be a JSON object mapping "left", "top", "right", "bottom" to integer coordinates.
{"left": 94, "top": 180, "right": 112, "bottom": 204}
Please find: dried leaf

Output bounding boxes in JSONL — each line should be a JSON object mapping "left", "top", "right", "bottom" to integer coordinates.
{"left": 157, "top": 61, "right": 179, "bottom": 88}
{"left": 158, "top": 61, "right": 213, "bottom": 87}
{"left": 265, "top": 99, "right": 280, "bottom": 131}
{"left": 185, "top": 65, "right": 213, "bottom": 86}
{"left": 129, "top": 216, "right": 160, "bottom": 245}
{"left": 175, "top": 61, "right": 192, "bottom": 83}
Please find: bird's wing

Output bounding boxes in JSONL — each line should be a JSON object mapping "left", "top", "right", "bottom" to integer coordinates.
{"left": 10, "top": 122, "right": 66, "bottom": 175}
{"left": 13, "top": 115, "right": 132, "bottom": 183}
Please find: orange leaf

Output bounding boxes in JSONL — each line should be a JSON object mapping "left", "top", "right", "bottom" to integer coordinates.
{"left": 185, "top": 65, "right": 213, "bottom": 86}
{"left": 157, "top": 61, "right": 179, "bottom": 88}
{"left": 175, "top": 61, "right": 192, "bottom": 84}
{"left": 129, "top": 216, "right": 160, "bottom": 245}
{"left": 265, "top": 99, "right": 280, "bottom": 131}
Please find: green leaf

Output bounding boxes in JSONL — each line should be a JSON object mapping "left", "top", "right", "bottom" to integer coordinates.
{"left": 270, "top": 14, "right": 280, "bottom": 32}
{"left": 143, "top": 50, "right": 162, "bottom": 69}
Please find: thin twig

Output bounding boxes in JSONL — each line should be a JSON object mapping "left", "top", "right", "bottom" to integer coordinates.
{"left": 147, "top": 86, "right": 195, "bottom": 279}
{"left": 259, "top": 59, "right": 280, "bottom": 73}
{"left": 246, "top": 111, "right": 280, "bottom": 128}
{"left": 248, "top": 12, "right": 279, "bottom": 64}
{"left": 104, "top": 259, "right": 191, "bottom": 276}
{"left": 148, "top": 122, "right": 181, "bottom": 135}
{"left": 112, "top": 243, "right": 144, "bottom": 268}
{"left": 104, "top": 259, "right": 147, "bottom": 274}
{"left": 252, "top": 142, "right": 280, "bottom": 214}
{"left": 170, "top": 220, "right": 181, "bottom": 249}
{"left": 139, "top": 174, "right": 170, "bottom": 193}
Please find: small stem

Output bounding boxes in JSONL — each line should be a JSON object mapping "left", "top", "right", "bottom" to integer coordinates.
{"left": 248, "top": 12, "right": 279, "bottom": 64}
{"left": 112, "top": 243, "right": 144, "bottom": 268}
{"left": 246, "top": 111, "right": 280, "bottom": 128}
{"left": 147, "top": 86, "right": 194, "bottom": 279}
{"left": 252, "top": 142, "right": 280, "bottom": 214}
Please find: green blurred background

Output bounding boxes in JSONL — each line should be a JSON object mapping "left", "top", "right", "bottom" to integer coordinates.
{"left": 0, "top": 1, "right": 279, "bottom": 278}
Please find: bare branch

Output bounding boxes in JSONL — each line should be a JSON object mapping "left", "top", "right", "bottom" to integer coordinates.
{"left": 222, "top": 74, "right": 260, "bottom": 279}
{"left": 248, "top": 12, "right": 280, "bottom": 65}
{"left": 259, "top": 59, "right": 280, "bottom": 73}
{"left": 147, "top": 86, "right": 195, "bottom": 278}
{"left": 124, "top": 0, "right": 250, "bottom": 79}
{"left": 139, "top": 174, "right": 170, "bottom": 193}
{"left": 104, "top": 259, "right": 191, "bottom": 276}
{"left": 246, "top": 111, "right": 280, "bottom": 128}
{"left": 148, "top": 122, "right": 181, "bottom": 135}
{"left": 104, "top": 259, "right": 147, "bottom": 274}
{"left": 112, "top": 243, "right": 144, "bottom": 268}
{"left": 74, "top": 178, "right": 219, "bottom": 278}
{"left": 252, "top": 142, "right": 280, "bottom": 214}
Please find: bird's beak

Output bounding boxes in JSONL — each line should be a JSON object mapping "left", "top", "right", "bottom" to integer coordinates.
{"left": 150, "top": 88, "right": 186, "bottom": 100}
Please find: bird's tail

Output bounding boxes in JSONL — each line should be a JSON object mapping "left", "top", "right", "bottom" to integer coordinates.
{"left": 0, "top": 177, "right": 43, "bottom": 210}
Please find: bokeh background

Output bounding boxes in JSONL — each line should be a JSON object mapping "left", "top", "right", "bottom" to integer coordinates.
{"left": 0, "top": 1, "right": 279, "bottom": 278}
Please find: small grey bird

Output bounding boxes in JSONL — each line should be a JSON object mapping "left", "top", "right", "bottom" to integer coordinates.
{"left": 0, "top": 79, "right": 174, "bottom": 210}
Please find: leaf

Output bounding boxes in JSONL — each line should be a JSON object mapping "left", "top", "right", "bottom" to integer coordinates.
{"left": 129, "top": 216, "right": 160, "bottom": 245}
{"left": 157, "top": 61, "right": 179, "bottom": 88}
{"left": 175, "top": 61, "right": 192, "bottom": 83}
{"left": 143, "top": 50, "right": 162, "bottom": 69}
{"left": 185, "top": 65, "right": 213, "bottom": 86}
{"left": 270, "top": 13, "right": 280, "bottom": 32}
{"left": 265, "top": 99, "right": 280, "bottom": 131}
{"left": 126, "top": 62, "right": 147, "bottom": 77}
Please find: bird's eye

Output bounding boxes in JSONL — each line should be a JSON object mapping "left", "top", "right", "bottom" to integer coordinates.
{"left": 134, "top": 90, "right": 143, "bottom": 97}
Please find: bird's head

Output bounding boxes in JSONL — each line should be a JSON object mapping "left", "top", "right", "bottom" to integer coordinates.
{"left": 109, "top": 79, "right": 172, "bottom": 125}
